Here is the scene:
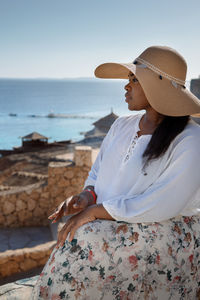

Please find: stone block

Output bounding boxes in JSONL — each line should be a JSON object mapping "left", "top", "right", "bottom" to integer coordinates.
{"left": 38, "top": 256, "right": 48, "bottom": 265}
{"left": 6, "top": 213, "right": 17, "bottom": 226}
{"left": 3, "top": 201, "right": 15, "bottom": 215}
{"left": 30, "top": 191, "right": 40, "bottom": 200}
{"left": 18, "top": 210, "right": 32, "bottom": 223}
{"left": 0, "top": 260, "right": 19, "bottom": 277}
{"left": 64, "top": 170, "right": 74, "bottom": 179}
{"left": 7, "top": 194, "right": 17, "bottom": 204}
{"left": 0, "top": 212, "right": 5, "bottom": 224}
{"left": 9, "top": 249, "right": 25, "bottom": 263}
{"left": 19, "top": 192, "right": 29, "bottom": 201}
{"left": 28, "top": 249, "right": 47, "bottom": 260}
{"left": 42, "top": 192, "right": 49, "bottom": 199}
{"left": 48, "top": 177, "right": 56, "bottom": 186}
{"left": 18, "top": 211, "right": 26, "bottom": 223}
{"left": 63, "top": 187, "right": 76, "bottom": 198}
{"left": 57, "top": 178, "right": 70, "bottom": 188}
{"left": 83, "top": 166, "right": 91, "bottom": 172}
{"left": 20, "top": 258, "right": 38, "bottom": 272}
{"left": 74, "top": 146, "right": 92, "bottom": 167}
{"left": 49, "top": 186, "right": 62, "bottom": 198}
{"left": 0, "top": 251, "right": 12, "bottom": 265}
{"left": 42, "top": 185, "right": 49, "bottom": 193}
{"left": 51, "top": 166, "right": 65, "bottom": 175}
{"left": 16, "top": 199, "right": 27, "bottom": 212}
{"left": 33, "top": 206, "right": 44, "bottom": 218}
{"left": 71, "top": 177, "right": 84, "bottom": 187}
{"left": 39, "top": 197, "right": 49, "bottom": 209}
{"left": 26, "top": 241, "right": 56, "bottom": 259}
{"left": 28, "top": 198, "right": 36, "bottom": 211}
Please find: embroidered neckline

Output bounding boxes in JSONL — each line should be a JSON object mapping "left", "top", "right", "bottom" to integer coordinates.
{"left": 123, "top": 114, "right": 152, "bottom": 163}
{"left": 124, "top": 132, "right": 139, "bottom": 163}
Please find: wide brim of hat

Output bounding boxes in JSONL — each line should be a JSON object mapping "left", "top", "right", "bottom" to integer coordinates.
{"left": 95, "top": 63, "right": 200, "bottom": 117}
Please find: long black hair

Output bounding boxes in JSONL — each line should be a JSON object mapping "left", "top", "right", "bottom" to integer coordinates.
{"left": 142, "top": 115, "right": 190, "bottom": 165}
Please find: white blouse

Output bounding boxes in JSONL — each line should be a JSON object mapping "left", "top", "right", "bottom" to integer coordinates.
{"left": 84, "top": 113, "right": 200, "bottom": 223}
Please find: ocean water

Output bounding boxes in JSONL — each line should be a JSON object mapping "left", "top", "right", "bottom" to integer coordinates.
{"left": 0, "top": 78, "right": 135, "bottom": 150}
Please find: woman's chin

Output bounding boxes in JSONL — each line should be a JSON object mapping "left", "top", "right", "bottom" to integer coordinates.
{"left": 127, "top": 103, "right": 135, "bottom": 111}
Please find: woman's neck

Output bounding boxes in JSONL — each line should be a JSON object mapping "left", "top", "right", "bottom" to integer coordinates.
{"left": 138, "top": 109, "right": 165, "bottom": 135}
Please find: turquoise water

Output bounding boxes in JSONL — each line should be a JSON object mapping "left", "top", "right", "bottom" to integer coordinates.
{"left": 0, "top": 78, "right": 133, "bottom": 149}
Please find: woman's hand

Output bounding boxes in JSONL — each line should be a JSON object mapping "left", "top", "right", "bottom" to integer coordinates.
{"left": 56, "top": 204, "right": 114, "bottom": 248}
{"left": 48, "top": 190, "right": 95, "bottom": 223}
{"left": 56, "top": 205, "right": 96, "bottom": 248}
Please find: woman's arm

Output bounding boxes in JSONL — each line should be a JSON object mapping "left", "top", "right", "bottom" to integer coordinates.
{"left": 56, "top": 204, "right": 114, "bottom": 247}
{"left": 90, "top": 204, "right": 115, "bottom": 220}
{"left": 83, "top": 117, "right": 120, "bottom": 188}
{"left": 102, "top": 135, "right": 200, "bottom": 223}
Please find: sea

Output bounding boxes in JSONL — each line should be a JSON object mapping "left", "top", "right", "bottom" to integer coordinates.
{"left": 0, "top": 78, "right": 137, "bottom": 150}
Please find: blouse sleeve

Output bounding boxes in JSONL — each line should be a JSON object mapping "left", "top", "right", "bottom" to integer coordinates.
{"left": 84, "top": 117, "right": 121, "bottom": 188}
{"left": 102, "top": 134, "right": 200, "bottom": 223}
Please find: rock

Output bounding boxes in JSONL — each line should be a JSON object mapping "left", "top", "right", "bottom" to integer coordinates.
{"left": 0, "top": 212, "right": 5, "bottom": 224}
{"left": 38, "top": 256, "right": 48, "bottom": 265}
{"left": 74, "top": 146, "right": 92, "bottom": 167}
{"left": 6, "top": 213, "right": 17, "bottom": 226}
{"left": 47, "top": 177, "right": 55, "bottom": 186}
{"left": 39, "top": 198, "right": 49, "bottom": 209}
{"left": 16, "top": 199, "right": 26, "bottom": 211}
{"left": 64, "top": 187, "right": 76, "bottom": 198}
{"left": 49, "top": 186, "right": 62, "bottom": 198}
{"left": 18, "top": 210, "right": 31, "bottom": 223}
{"left": 32, "top": 206, "right": 43, "bottom": 218}
{"left": 0, "top": 260, "right": 19, "bottom": 277}
{"left": 20, "top": 258, "right": 38, "bottom": 272}
{"left": 3, "top": 201, "right": 15, "bottom": 215}
{"left": 28, "top": 198, "right": 36, "bottom": 211}
{"left": 0, "top": 250, "right": 14, "bottom": 265}
{"left": 64, "top": 170, "right": 74, "bottom": 179}
{"left": 42, "top": 192, "right": 49, "bottom": 199}
{"left": 19, "top": 192, "right": 29, "bottom": 201}
{"left": 26, "top": 241, "right": 56, "bottom": 260}
{"left": 50, "top": 166, "right": 64, "bottom": 175}
{"left": 30, "top": 191, "right": 40, "bottom": 200}
{"left": 7, "top": 194, "right": 17, "bottom": 204}
{"left": 28, "top": 250, "right": 45, "bottom": 260}
{"left": 57, "top": 178, "right": 70, "bottom": 188}
{"left": 71, "top": 177, "right": 84, "bottom": 187}
{"left": 10, "top": 249, "right": 25, "bottom": 263}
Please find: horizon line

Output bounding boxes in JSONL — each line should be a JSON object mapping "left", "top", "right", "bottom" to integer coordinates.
{"left": 0, "top": 76, "right": 128, "bottom": 81}
{"left": 0, "top": 77, "right": 195, "bottom": 83}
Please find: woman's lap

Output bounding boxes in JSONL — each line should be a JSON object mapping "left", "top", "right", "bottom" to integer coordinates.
{"left": 32, "top": 216, "right": 200, "bottom": 300}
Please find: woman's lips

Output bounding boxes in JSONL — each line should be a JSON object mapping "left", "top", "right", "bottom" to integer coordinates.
{"left": 125, "top": 93, "right": 130, "bottom": 102}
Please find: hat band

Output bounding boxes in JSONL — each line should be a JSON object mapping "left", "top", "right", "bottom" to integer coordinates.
{"left": 136, "top": 57, "right": 185, "bottom": 85}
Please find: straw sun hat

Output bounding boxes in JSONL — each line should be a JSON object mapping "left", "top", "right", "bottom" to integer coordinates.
{"left": 95, "top": 46, "right": 200, "bottom": 117}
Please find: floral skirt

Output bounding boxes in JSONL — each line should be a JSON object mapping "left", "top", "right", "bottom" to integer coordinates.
{"left": 32, "top": 216, "right": 200, "bottom": 300}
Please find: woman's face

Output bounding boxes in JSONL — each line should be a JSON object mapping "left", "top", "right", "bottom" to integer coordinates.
{"left": 124, "top": 72, "right": 151, "bottom": 111}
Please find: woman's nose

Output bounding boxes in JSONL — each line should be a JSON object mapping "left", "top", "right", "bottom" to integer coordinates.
{"left": 124, "top": 83, "right": 131, "bottom": 91}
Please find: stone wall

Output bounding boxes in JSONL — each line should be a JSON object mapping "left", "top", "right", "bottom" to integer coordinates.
{"left": 0, "top": 146, "right": 94, "bottom": 228}
{"left": 0, "top": 241, "right": 56, "bottom": 278}
{"left": 48, "top": 146, "right": 92, "bottom": 212}
{"left": 0, "top": 182, "right": 50, "bottom": 228}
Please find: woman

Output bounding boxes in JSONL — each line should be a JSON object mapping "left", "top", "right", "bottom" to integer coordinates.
{"left": 32, "top": 46, "right": 200, "bottom": 299}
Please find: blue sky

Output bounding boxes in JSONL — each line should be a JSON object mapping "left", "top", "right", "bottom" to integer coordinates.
{"left": 0, "top": 0, "right": 200, "bottom": 80}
